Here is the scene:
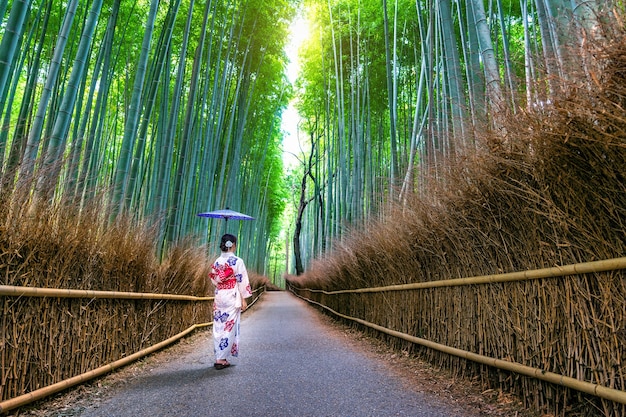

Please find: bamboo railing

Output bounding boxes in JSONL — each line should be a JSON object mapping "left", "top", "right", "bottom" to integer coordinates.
{"left": 304, "top": 257, "right": 626, "bottom": 294}
{"left": 289, "top": 257, "right": 626, "bottom": 412}
{"left": 0, "top": 285, "right": 215, "bottom": 300}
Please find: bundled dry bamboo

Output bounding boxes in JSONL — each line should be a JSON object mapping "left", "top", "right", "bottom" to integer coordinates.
{"left": 1, "top": 296, "right": 210, "bottom": 401}
{"left": 0, "top": 188, "right": 267, "bottom": 406}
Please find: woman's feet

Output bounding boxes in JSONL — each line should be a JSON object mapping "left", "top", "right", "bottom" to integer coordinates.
{"left": 214, "top": 360, "right": 230, "bottom": 370}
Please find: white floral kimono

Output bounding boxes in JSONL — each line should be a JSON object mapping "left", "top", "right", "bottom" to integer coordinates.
{"left": 209, "top": 252, "right": 252, "bottom": 362}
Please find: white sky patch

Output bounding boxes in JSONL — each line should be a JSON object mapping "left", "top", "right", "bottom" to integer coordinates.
{"left": 281, "top": 13, "right": 310, "bottom": 168}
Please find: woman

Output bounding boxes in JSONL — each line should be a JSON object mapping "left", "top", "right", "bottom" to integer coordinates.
{"left": 209, "top": 233, "right": 252, "bottom": 370}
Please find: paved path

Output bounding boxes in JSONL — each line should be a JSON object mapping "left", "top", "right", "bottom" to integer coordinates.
{"left": 80, "top": 292, "right": 473, "bottom": 417}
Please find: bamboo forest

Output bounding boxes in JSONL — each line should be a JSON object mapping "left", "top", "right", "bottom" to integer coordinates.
{"left": 2, "top": 0, "right": 626, "bottom": 415}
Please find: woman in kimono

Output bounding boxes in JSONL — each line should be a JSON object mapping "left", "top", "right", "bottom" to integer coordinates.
{"left": 209, "top": 233, "right": 252, "bottom": 370}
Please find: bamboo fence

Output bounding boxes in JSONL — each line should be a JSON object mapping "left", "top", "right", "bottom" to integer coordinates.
{"left": 0, "top": 285, "right": 265, "bottom": 413}
{"left": 289, "top": 257, "right": 626, "bottom": 416}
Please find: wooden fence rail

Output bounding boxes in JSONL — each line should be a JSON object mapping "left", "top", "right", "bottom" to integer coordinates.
{"left": 0, "top": 285, "right": 214, "bottom": 301}
{"left": 303, "top": 257, "right": 626, "bottom": 294}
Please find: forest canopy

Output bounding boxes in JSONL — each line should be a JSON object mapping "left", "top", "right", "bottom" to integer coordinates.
{"left": 0, "top": 0, "right": 619, "bottom": 276}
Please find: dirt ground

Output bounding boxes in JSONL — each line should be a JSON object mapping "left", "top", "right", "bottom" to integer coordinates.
{"left": 8, "top": 311, "right": 540, "bottom": 417}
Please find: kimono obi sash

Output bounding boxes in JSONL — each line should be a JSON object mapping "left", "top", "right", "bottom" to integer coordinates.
{"left": 216, "top": 278, "right": 237, "bottom": 290}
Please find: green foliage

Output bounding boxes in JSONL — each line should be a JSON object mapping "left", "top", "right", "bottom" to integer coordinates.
{"left": 0, "top": 0, "right": 301, "bottom": 277}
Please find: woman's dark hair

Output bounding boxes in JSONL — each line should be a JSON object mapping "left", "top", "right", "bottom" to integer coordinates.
{"left": 220, "top": 234, "right": 237, "bottom": 252}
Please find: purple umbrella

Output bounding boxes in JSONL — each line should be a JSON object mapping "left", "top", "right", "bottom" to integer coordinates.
{"left": 197, "top": 207, "right": 255, "bottom": 223}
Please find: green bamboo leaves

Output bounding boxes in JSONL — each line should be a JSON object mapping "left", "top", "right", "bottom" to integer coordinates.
{"left": 0, "top": 0, "right": 295, "bottom": 271}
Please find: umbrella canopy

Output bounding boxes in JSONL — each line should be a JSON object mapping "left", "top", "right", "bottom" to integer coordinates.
{"left": 197, "top": 208, "right": 255, "bottom": 222}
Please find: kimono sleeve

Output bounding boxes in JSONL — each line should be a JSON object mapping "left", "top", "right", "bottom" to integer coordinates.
{"left": 235, "top": 258, "right": 253, "bottom": 298}
{"left": 208, "top": 260, "right": 220, "bottom": 287}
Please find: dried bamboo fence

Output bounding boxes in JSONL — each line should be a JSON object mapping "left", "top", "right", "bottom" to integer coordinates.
{"left": 288, "top": 257, "right": 626, "bottom": 416}
{"left": 0, "top": 285, "right": 265, "bottom": 413}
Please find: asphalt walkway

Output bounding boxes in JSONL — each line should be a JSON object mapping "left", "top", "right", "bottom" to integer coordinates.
{"left": 79, "top": 291, "right": 475, "bottom": 417}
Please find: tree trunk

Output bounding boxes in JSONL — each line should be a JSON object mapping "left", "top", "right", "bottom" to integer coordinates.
{"left": 110, "top": 0, "right": 159, "bottom": 218}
